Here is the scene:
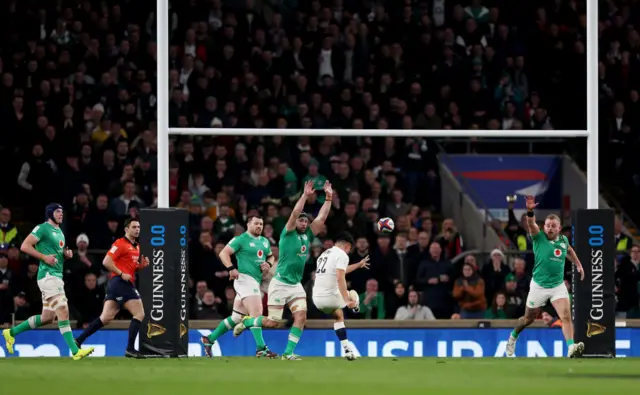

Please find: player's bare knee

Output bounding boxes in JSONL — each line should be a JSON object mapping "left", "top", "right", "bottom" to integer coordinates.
{"left": 557, "top": 310, "right": 571, "bottom": 323}
{"left": 100, "top": 311, "right": 116, "bottom": 323}
{"left": 56, "top": 305, "right": 69, "bottom": 321}
{"left": 133, "top": 311, "right": 145, "bottom": 321}
{"left": 293, "top": 311, "right": 307, "bottom": 327}
{"left": 40, "top": 310, "right": 55, "bottom": 324}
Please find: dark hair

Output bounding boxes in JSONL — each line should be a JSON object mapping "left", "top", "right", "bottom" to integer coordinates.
{"left": 334, "top": 232, "right": 355, "bottom": 246}
{"left": 124, "top": 217, "right": 139, "bottom": 229}
{"left": 247, "top": 215, "right": 263, "bottom": 224}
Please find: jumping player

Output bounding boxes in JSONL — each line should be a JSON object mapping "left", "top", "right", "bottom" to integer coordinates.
{"left": 236, "top": 180, "right": 333, "bottom": 360}
{"left": 201, "top": 216, "right": 279, "bottom": 358}
{"left": 312, "top": 232, "right": 370, "bottom": 360}
{"left": 2, "top": 203, "right": 94, "bottom": 360}
{"left": 74, "top": 218, "right": 149, "bottom": 358}
{"left": 506, "top": 196, "right": 585, "bottom": 358}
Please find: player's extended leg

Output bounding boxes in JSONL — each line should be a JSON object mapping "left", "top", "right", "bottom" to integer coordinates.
{"left": 281, "top": 297, "right": 307, "bottom": 360}
{"left": 551, "top": 296, "right": 584, "bottom": 358}
{"left": 332, "top": 308, "right": 356, "bottom": 361}
{"left": 506, "top": 307, "right": 539, "bottom": 357}
{"left": 51, "top": 294, "right": 94, "bottom": 360}
{"left": 123, "top": 299, "right": 145, "bottom": 358}
{"left": 241, "top": 295, "right": 277, "bottom": 358}
{"left": 202, "top": 296, "right": 246, "bottom": 357}
{"left": 75, "top": 300, "right": 120, "bottom": 346}
{"left": 3, "top": 307, "right": 55, "bottom": 354}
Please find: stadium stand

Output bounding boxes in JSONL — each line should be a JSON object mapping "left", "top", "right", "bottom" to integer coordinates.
{"left": 0, "top": 0, "right": 638, "bottom": 328}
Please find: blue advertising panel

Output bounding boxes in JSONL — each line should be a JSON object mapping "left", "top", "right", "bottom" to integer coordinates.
{"left": 440, "top": 155, "right": 563, "bottom": 220}
{"left": 1, "top": 328, "right": 637, "bottom": 358}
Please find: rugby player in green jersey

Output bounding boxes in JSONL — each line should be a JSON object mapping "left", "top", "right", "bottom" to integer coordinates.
{"left": 235, "top": 180, "right": 334, "bottom": 360}
{"left": 201, "top": 215, "right": 279, "bottom": 358}
{"left": 2, "top": 203, "right": 95, "bottom": 360}
{"left": 506, "top": 196, "right": 585, "bottom": 358}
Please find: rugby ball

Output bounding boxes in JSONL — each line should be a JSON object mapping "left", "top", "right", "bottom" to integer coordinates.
{"left": 348, "top": 290, "right": 360, "bottom": 311}
{"left": 377, "top": 217, "right": 395, "bottom": 233}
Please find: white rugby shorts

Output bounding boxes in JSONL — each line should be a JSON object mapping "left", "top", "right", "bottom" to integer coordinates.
{"left": 312, "top": 293, "right": 346, "bottom": 314}
{"left": 267, "top": 278, "right": 306, "bottom": 306}
{"left": 525, "top": 280, "right": 569, "bottom": 308}
{"left": 37, "top": 274, "right": 66, "bottom": 305}
{"left": 233, "top": 273, "right": 262, "bottom": 300}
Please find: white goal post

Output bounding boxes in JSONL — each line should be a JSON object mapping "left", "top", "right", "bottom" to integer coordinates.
{"left": 155, "top": 0, "right": 599, "bottom": 210}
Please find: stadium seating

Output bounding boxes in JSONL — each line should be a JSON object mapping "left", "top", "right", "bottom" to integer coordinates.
{"left": 0, "top": 0, "right": 638, "bottom": 327}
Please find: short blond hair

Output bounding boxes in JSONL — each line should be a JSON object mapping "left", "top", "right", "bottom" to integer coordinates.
{"left": 545, "top": 214, "right": 561, "bottom": 223}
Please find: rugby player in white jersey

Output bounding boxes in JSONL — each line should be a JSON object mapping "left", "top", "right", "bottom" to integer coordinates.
{"left": 312, "top": 232, "right": 370, "bottom": 360}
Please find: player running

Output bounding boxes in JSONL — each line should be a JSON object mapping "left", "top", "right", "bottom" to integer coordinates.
{"left": 2, "top": 203, "right": 94, "bottom": 360}
{"left": 74, "top": 218, "right": 150, "bottom": 358}
{"left": 312, "top": 232, "right": 370, "bottom": 360}
{"left": 236, "top": 180, "right": 333, "bottom": 360}
{"left": 201, "top": 216, "right": 279, "bottom": 358}
{"left": 506, "top": 196, "right": 585, "bottom": 358}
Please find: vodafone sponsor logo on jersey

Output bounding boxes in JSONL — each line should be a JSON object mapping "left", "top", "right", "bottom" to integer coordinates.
{"left": 257, "top": 249, "right": 264, "bottom": 258}
{"left": 554, "top": 249, "right": 561, "bottom": 257}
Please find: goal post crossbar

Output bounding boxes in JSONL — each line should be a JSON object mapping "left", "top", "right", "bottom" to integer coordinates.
{"left": 166, "top": 128, "right": 589, "bottom": 138}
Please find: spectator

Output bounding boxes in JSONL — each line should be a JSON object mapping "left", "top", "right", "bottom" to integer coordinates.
{"left": 616, "top": 245, "right": 640, "bottom": 318}
{"left": 484, "top": 291, "right": 508, "bottom": 319}
{"left": 359, "top": 279, "right": 385, "bottom": 320}
{"left": 481, "top": 249, "right": 511, "bottom": 301}
{"left": 195, "top": 290, "right": 224, "bottom": 320}
{"left": 504, "top": 274, "right": 525, "bottom": 319}
{"left": 0, "top": 252, "right": 16, "bottom": 324}
{"left": 541, "top": 311, "right": 562, "bottom": 328}
{"left": 438, "top": 219, "right": 464, "bottom": 259}
{"left": 385, "top": 280, "right": 409, "bottom": 319}
{"left": 12, "top": 292, "right": 32, "bottom": 322}
{"left": 395, "top": 290, "right": 436, "bottom": 320}
{"left": 0, "top": 208, "right": 20, "bottom": 249}
{"left": 453, "top": 261, "right": 487, "bottom": 319}
{"left": 415, "top": 242, "right": 453, "bottom": 319}
{"left": 74, "top": 273, "right": 105, "bottom": 327}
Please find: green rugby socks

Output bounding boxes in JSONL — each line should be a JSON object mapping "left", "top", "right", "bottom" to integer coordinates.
{"left": 207, "top": 316, "right": 235, "bottom": 343}
{"left": 10, "top": 315, "right": 42, "bottom": 337}
{"left": 283, "top": 326, "right": 303, "bottom": 355}
{"left": 59, "top": 320, "right": 79, "bottom": 355}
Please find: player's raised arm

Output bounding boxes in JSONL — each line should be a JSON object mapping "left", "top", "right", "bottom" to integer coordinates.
{"left": 285, "top": 180, "right": 315, "bottom": 232}
{"left": 310, "top": 181, "right": 333, "bottom": 235}
{"left": 525, "top": 195, "right": 541, "bottom": 236}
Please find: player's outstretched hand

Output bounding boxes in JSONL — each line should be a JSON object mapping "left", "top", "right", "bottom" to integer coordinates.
{"left": 358, "top": 255, "right": 370, "bottom": 270}
{"left": 43, "top": 255, "right": 58, "bottom": 265}
{"left": 260, "top": 262, "right": 270, "bottom": 273}
{"left": 525, "top": 195, "right": 539, "bottom": 211}
{"left": 303, "top": 180, "right": 315, "bottom": 196}
{"left": 121, "top": 273, "right": 133, "bottom": 282}
{"left": 323, "top": 181, "right": 333, "bottom": 200}
{"left": 64, "top": 248, "right": 73, "bottom": 259}
{"left": 229, "top": 268, "right": 240, "bottom": 280}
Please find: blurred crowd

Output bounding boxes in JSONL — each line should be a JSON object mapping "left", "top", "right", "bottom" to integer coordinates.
{"left": 0, "top": 0, "right": 639, "bottom": 327}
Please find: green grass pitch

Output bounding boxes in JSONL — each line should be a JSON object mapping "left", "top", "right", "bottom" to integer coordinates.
{"left": 1, "top": 358, "right": 638, "bottom": 394}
